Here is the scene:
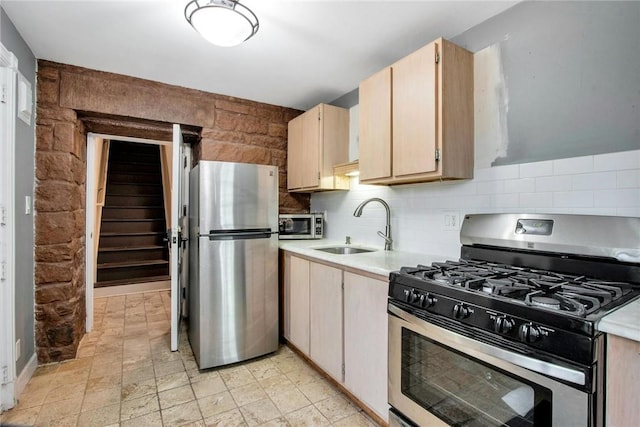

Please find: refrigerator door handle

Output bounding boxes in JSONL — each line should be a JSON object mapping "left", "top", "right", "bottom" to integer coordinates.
{"left": 205, "top": 228, "right": 275, "bottom": 241}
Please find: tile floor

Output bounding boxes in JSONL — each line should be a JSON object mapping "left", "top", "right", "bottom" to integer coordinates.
{"left": 1, "top": 291, "right": 377, "bottom": 427}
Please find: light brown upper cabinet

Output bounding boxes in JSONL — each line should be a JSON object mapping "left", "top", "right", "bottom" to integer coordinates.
{"left": 287, "top": 103, "right": 349, "bottom": 192}
{"left": 359, "top": 38, "right": 474, "bottom": 185}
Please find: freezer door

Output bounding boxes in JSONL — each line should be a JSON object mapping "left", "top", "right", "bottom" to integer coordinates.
{"left": 198, "top": 161, "right": 278, "bottom": 232}
{"left": 192, "top": 234, "right": 279, "bottom": 369}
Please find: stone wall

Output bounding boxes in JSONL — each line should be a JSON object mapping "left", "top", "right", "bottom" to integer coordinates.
{"left": 35, "top": 60, "right": 310, "bottom": 362}
{"left": 35, "top": 64, "right": 87, "bottom": 362}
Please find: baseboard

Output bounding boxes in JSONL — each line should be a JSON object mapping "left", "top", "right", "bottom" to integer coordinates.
{"left": 94, "top": 280, "right": 170, "bottom": 298}
{"left": 15, "top": 353, "right": 37, "bottom": 398}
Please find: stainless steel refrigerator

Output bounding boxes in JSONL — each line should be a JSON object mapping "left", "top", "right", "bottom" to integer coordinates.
{"left": 188, "top": 160, "right": 279, "bottom": 369}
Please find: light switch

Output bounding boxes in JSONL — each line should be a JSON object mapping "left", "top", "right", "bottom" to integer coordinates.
{"left": 25, "top": 196, "right": 31, "bottom": 215}
{"left": 17, "top": 72, "right": 33, "bottom": 125}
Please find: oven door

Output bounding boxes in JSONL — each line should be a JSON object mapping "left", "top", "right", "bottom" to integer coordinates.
{"left": 388, "top": 303, "right": 592, "bottom": 427}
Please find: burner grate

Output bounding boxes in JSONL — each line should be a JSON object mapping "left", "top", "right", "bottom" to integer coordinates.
{"left": 400, "top": 259, "right": 632, "bottom": 318}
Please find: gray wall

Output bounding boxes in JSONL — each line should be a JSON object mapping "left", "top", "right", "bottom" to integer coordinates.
{"left": 452, "top": 1, "right": 640, "bottom": 165}
{"left": 331, "top": 1, "right": 640, "bottom": 166}
{"left": 1, "top": 7, "right": 36, "bottom": 376}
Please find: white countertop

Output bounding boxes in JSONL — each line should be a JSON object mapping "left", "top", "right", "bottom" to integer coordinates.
{"left": 279, "top": 239, "right": 449, "bottom": 278}
{"left": 282, "top": 239, "right": 640, "bottom": 342}
{"left": 597, "top": 297, "right": 640, "bottom": 342}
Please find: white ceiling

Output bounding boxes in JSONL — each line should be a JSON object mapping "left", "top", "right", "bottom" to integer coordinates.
{"left": 2, "top": 0, "right": 518, "bottom": 111}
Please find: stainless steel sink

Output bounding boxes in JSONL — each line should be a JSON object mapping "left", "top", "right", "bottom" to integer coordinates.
{"left": 313, "top": 246, "right": 376, "bottom": 255}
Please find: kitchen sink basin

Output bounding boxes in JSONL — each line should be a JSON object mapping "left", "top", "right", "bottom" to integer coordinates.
{"left": 313, "top": 246, "right": 377, "bottom": 255}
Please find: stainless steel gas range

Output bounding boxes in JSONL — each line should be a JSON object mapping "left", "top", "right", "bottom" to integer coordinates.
{"left": 387, "top": 213, "right": 640, "bottom": 427}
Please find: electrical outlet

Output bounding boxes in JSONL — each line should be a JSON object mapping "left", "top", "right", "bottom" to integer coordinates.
{"left": 16, "top": 339, "right": 21, "bottom": 361}
{"left": 443, "top": 211, "right": 460, "bottom": 231}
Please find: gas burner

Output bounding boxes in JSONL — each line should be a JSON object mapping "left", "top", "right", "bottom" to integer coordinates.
{"left": 524, "top": 290, "right": 587, "bottom": 316}
{"left": 477, "top": 278, "right": 534, "bottom": 297}
{"left": 529, "top": 295, "right": 561, "bottom": 309}
{"left": 432, "top": 272, "right": 467, "bottom": 285}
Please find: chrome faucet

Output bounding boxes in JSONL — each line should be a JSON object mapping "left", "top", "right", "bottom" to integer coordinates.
{"left": 353, "top": 198, "right": 392, "bottom": 250}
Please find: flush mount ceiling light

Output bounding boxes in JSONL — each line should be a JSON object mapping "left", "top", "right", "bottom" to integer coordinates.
{"left": 185, "top": 0, "right": 259, "bottom": 47}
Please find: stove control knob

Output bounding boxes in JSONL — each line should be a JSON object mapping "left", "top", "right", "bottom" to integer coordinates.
{"left": 403, "top": 289, "right": 413, "bottom": 303}
{"left": 410, "top": 291, "right": 421, "bottom": 304}
{"left": 493, "top": 316, "right": 515, "bottom": 334}
{"left": 453, "top": 303, "right": 470, "bottom": 319}
{"left": 420, "top": 293, "right": 436, "bottom": 308}
{"left": 518, "top": 323, "right": 542, "bottom": 343}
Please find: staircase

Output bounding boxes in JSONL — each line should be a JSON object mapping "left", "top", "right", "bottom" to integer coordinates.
{"left": 96, "top": 141, "right": 170, "bottom": 288}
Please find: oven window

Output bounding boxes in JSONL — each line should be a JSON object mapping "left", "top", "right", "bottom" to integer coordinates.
{"left": 401, "top": 329, "right": 552, "bottom": 426}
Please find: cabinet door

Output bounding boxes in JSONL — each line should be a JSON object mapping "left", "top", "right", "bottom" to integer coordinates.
{"left": 309, "top": 262, "right": 343, "bottom": 381}
{"left": 288, "top": 256, "right": 310, "bottom": 355}
{"left": 392, "top": 41, "right": 438, "bottom": 177}
{"left": 301, "top": 106, "right": 321, "bottom": 188}
{"left": 344, "top": 272, "right": 389, "bottom": 421}
{"left": 359, "top": 67, "right": 392, "bottom": 182}
{"left": 607, "top": 335, "right": 640, "bottom": 426}
{"left": 287, "top": 114, "right": 304, "bottom": 190}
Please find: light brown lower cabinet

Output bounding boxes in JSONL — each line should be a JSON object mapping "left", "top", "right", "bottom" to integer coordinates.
{"left": 286, "top": 255, "right": 310, "bottom": 355}
{"left": 606, "top": 334, "right": 640, "bottom": 426}
{"left": 343, "top": 271, "right": 389, "bottom": 420}
{"left": 309, "top": 262, "right": 344, "bottom": 381}
{"left": 283, "top": 252, "right": 389, "bottom": 422}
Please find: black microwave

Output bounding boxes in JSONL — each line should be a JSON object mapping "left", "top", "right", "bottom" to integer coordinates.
{"left": 278, "top": 214, "right": 324, "bottom": 239}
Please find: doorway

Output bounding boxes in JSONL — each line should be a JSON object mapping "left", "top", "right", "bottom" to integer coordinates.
{"left": 85, "top": 132, "right": 190, "bottom": 340}
{"left": 95, "top": 139, "right": 171, "bottom": 293}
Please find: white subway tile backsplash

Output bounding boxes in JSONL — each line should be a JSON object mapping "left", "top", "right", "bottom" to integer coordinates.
{"left": 594, "top": 189, "right": 639, "bottom": 208}
{"left": 552, "top": 156, "right": 593, "bottom": 175}
{"left": 535, "top": 176, "right": 572, "bottom": 192}
{"left": 473, "top": 164, "right": 519, "bottom": 182}
{"left": 570, "top": 207, "right": 618, "bottom": 215}
{"left": 571, "top": 172, "right": 617, "bottom": 190}
{"left": 311, "top": 151, "right": 639, "bottom": 255}
{"left": 593, "top": 150, "right": 640, "bottom": 172}
{"left": 519, "top": 160, "right": 553, "bottom": 178}
{"left": 519, "top": 192, "right": 553, "bottom": 208}
{"left": 435, "top": 180, "right": 478, "bottom": 196}
{"left": 491, "top": 193, "right": 519, "bottom": 208}
{"left": 617, "top": 170, "right": 640, "bottom": 189}
{"left": 504, "top": 178, "right": 536, "bottom": 193}
{"left": 476, "top": 180, "right": 505, "bottom": 195}
{"left": 617, "top": 207, "right": 640, "bottom": 217}
{"left": 537, "top": 207, "right": 571, "bottom": 214}
{"left": 552, "top": 191, "right": 593, "bottom": 208}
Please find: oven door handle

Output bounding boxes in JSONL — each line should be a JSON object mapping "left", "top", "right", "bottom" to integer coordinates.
{"left": 388, "top": 304, "right": 586, "bottom": 386}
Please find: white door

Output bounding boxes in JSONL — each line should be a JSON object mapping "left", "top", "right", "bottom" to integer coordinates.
{"left": 0, "top": 46, "right": 17, "bottom": 411}
{"left": 170, "top": 124, "right": 186, "bottom": 351}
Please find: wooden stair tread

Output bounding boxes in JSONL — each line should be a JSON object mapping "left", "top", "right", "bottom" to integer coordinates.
{"left": 107, "top": 182, "right": 162, "bottom": 186}
{"left": 103, "top": 205, "right": 164, "bottom": 209}
{"left": 105, "top": 193, "right": 162, "bottom": 196}
{"left": 102, "top": 218, "right": 165, "bottom": 222}
{"left": 95, "top": 275, "right": 171, "bottom": 288}
{"left": 97, "top": 259, "right": 169, "bottom": 269}
{"left": 100, "top": 231, "right": 165, "bottom": 237}
{"left": 98, "top": 245, "right": 166, "bottom": 252}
